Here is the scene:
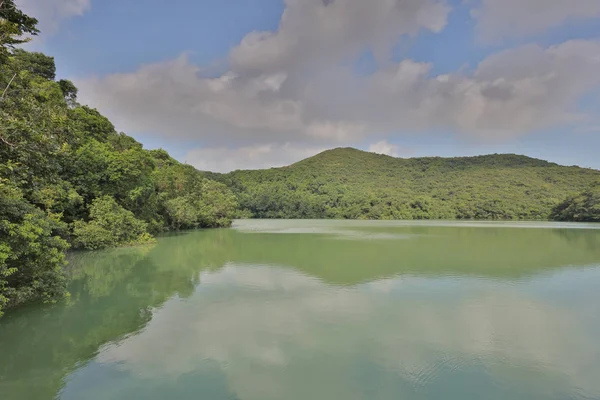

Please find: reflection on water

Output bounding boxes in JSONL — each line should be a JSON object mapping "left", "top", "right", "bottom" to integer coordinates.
{"left": 1, "top": 220, "right": 600, "bottom": 400}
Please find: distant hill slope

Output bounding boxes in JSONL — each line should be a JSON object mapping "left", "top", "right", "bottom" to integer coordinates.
{"left": 210, "top": 148, "right": 600, "bottom": 220}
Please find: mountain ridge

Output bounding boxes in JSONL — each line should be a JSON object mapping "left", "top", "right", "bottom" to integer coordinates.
{"left": 209, "top": 147, "right": 600, "bottom": 221}
{"left": 203, "top": 148, "right": 597, "bottom": 175}
{"left": 290, "top": 147, "right": 562, "bottom": 168}
{"left": 288, "top": 147, "right": 600, "bottom": 171}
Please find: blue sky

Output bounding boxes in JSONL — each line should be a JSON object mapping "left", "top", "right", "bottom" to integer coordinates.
{"left": 18, "top": 0, "right": 600, "bottom": 171}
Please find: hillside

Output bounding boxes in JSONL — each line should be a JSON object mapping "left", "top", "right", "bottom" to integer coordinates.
{"left": 0, "top": 2, "right": 237, "bottom": 316}
{"left": 213, "top": 148, "right": 600, "bottom": 220}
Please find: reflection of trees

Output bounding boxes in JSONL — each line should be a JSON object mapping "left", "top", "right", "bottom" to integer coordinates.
{"left": 66, "top": 245, "right": 153, "bottom": 299}
{"left": 551, "top": 228, "right": 600, "bottom": 255}
{"left": 221, "top": 226, "right": 600, "bottom": 284}
{"left": 0, "top": 232, "right": 225, "bottom": 400}
{"left": 0, "top": 248, "right": 152, "bottom": 399}
{"left": 1, "top": 225, "right": 599, "bottom": 399}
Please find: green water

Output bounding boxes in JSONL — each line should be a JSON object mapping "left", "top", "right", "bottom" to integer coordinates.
{"left": 2, "top": 220, "right": 600, "bottom": 400}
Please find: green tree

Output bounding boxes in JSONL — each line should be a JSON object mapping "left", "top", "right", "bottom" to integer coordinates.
{"left": 218, "top": 148, "right": 600, "bottom": 221}
{"left": 164, "top": 196, "right": 199, "bottom": 230}
{"left": 552, "top": 184, "right": 600, "bottom": 222}
{"left": 72, "top": 196, "right": 153, "bottom": 250}
{"left": 9, "top": 49, "right": 55, "bottom": 79}
{"left": 0, "top": 181, "right": 68, "bottom": 316}
{"left": 0, "top": 0, "right": 39, "bottom": 61}
{"left": 196, "top": 179, "right": 238, "bottom": 228}
{"left": 0, "top": 2, "right": 238, "bottom": 317}
{"left": 58, "top": 79, "right": 78, "bottom": 107}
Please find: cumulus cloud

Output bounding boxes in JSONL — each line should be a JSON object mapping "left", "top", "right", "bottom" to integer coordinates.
{"left": 472, "top": 0, "right": 600, "bottom": 42}
{"left": 75, "top": 0, "right": 450, "bottom": 149}
{"left": 360, "top": 40, "right": 600, "bottom": 138}
{"left": 185, "top": 143, "right": 327, "bottom": 172}
{"left": 72, "top": 0, "right": 600, "bottom": 171}
{"left": 368, "top": 140, "right": 401, "bottom": 157}
{"left": 16, "top": 0, "right": 91, "bottom": 34}
{"left": 77, "top": 40, "right": 600, "bottom": 145}
{"left": 230, "top": 0, "right": 449, "bottom": 73}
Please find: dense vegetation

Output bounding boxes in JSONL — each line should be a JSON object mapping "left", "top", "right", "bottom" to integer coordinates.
{"left": 0, "top": 1, "right": 236, "bottom": 316}
{"left": 551, "top": 183, "right": 600, "bottom": 222}
{"left": 211, "top": 148, "right": 600, "bottom": 221}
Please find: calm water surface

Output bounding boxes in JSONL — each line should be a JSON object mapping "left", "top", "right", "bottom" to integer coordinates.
{"left": 1, "top": 220, "right": 600, "bottom": 400}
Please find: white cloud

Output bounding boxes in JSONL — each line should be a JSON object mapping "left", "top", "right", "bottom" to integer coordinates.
{"left": 368, "top": 140, "right": 401, "bottom": 157}
{"left": 75, "top": 0, "right": 451, "bottom": 150}
{"left": 358, "top": 40, "right": 600, "bottom": 138}
{"left": 472, "top": 0, "right": 600, "bottom": 42}
{"left": 184, "top": 143, "right": 327, "bottom": 172}
{"left": 72, "top": 0, "right": 600, "bottom": 171}
{"left": 77, "top": 40, "right": 600, "bottom": 146}
{"left": 16, "top": 0, "right": 91, "bottom": 35}
{"left": 230, "top": 0, "right": 449, "bottom": 73}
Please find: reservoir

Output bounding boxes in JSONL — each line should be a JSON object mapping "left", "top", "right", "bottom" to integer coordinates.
{"left": 1, "top": 220, "right": 600, "bottom": 400}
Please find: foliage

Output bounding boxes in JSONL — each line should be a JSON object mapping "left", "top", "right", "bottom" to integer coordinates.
{"left": 0, "top": 181, "right": 68, "bottom": 316}
{"left": 0, "top": 3, "right": 237, "bottom": 315}
{"left": 551, "top": 183, "right": 600, "bottom": 222}
{"left": 9, "top": 49, "right": 55, "bottom": 79}
{"left": 0, "top": 0, "right": 39, "bottom": 61}
{"left": 214, "top": 148, "right": 600, "bottom": 221}
{"left": 196, "top": 179, "right": 238, "bottom": 228}
{"left": 72, "top": 196, "right": 154, "bottom": 250}
{"left": 155, "top": 161, "right": 238, "bottom": 229}
{"left": 58, "top": 79, "right": 77, "bottom": 106}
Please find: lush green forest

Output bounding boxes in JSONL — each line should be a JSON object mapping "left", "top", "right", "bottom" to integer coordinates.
{"left": 211, "top": 148, "right": 600, "bottom": 221}
{"left": 0, "top": 2, "right": 236, "bottom": 315}
{"left": 551, "top": 183, "right": 600, "bottom": 222}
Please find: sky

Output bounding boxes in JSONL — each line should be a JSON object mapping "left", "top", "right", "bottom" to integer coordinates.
{"left": 16, "top": 0, "right": 600, "bottom": 172}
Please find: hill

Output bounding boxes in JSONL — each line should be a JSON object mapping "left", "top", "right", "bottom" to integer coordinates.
{"left": 212, "top": 148, "right": 600, "bottom": 220}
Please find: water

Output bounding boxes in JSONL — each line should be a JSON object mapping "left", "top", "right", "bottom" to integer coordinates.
{"left": 1, "top": 220, "right": 600, "bottom": 400}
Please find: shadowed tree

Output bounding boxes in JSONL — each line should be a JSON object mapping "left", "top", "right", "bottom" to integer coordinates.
{"left": 0, "top": 0, "right": 39, "bottom": 62}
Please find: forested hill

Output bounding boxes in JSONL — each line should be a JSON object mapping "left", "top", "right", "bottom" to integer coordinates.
{"left": 211, "top": 148, "right": 600, "bottom": 221}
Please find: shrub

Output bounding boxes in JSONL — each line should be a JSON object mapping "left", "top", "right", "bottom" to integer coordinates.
{"left": 73, "top": 196, "right": 153, "bottom": 250}
{"left": 1, "top": 182, "right": 69, "bottom": 316}
{"left": 552, "top": 184, "right": 600, "bottom": 222}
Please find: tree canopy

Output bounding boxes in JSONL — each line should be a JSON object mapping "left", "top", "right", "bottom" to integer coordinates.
{"left": 551, "top": 183, "right": 600, "bottom": 222}
{"left": 211, "top": 148, "right": 600, "bottom": 221}
{"left": 0, "top": 0, "right": 39, "bottom": 61}
{"left": 0, "top": 3, "right": 237, "bottom": 316}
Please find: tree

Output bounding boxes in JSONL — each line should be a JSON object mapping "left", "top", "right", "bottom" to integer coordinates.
{"left": 72, "top": 196, "right": 153, "bottom": 250}
{"left": 0, "top": 0, "right": 39, "bottom": 61}
{"left": 0, "top": 10, "right": 238, "bottom": 316}
{"left": 0, "top": 181, "right": 69, "bottom": 316}
{"left": 552, "top": 184, "right": 600, "bottom": 222}
{"left": 196, "top": 179, "right": 238, "bottom": 228}
{"left": 218, "top": 148, "right": 600, "bottom": 221}
{"left": 68, "top": 106, "right": 117, "bottom": 143}
{"left": 164, "top": 196, "right": 199, "bottom": 230}
{"left": 10, "top": 49, "right": 56, "bottom": 79}
{"left": 58, "top": 79, "right": 78, "bottom": 107}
